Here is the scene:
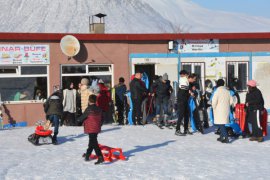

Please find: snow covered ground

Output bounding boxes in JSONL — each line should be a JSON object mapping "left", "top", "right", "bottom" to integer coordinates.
{"left": 1, "top": 124, "right": 270, "bottom": 180}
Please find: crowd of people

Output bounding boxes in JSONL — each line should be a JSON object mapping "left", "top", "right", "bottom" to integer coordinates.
{"left": 43, "top": 69, "right": 266, "bottom": 163}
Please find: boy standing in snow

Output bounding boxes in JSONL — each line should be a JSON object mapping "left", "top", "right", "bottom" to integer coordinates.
{"left": 77, "top": 94, "right": 104, "bottom": 164}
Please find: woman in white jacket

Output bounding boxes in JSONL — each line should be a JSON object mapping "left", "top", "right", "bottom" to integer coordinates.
{"left": 212, "top": 79, "right": 233, "bottom": 143}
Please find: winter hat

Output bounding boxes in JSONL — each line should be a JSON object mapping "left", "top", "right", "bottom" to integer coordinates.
{"left": 247, "top": 80, "right": 257, "bottom": 87}
{"left": 135, "top": 69, "right": 143, "bottom": 74}
{"left": 81, "top": 78, "right": 89, "bottom": 86}
{"left": 162, "top": 73, "right": 168, "bottom": 81}
{"left": 98, "top": 79, "right": 104, "bottom": 84}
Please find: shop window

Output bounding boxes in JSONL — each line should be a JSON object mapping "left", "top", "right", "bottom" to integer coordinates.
{"left": 181, "top": 62, "right": 205, "bottom": 90}
{"left": 61, "top": 65, "right": 113, "bottom": 90}
{"left": 21, "top": 66, "right": 47, "bottom": 75}
{"left": 0, "top": 66, "right": 18, "bottom": 74}
{"left": 88, "top": 65, "right": 111, "bottom": 72}
{"left": 0, "top": 65, "right": 48, "bottom": 102}
{"left": 62, "top": 65, "right": 86, "bottom": 74}
{"left": 227, "top": 62, "right": 248, "bottom": 91}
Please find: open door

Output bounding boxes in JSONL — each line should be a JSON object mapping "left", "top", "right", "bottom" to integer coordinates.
{"left": 134, "top": 64, "right": 155, "bottom": 86}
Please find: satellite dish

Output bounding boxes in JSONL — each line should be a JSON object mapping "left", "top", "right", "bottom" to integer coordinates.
{"left": 60, "top": 35, "right": 80, "bottom": 57}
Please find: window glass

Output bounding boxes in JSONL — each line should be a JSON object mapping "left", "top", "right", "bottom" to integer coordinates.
{"left": 21, "top": 66, "right": 47, "bottom": 75}
{"left": 0, "top": 77, "right": 47, "bottom": 101}
{"left": 182, "top": 64, "right": 191, "bottom": 73}
{"left": 62, "top": 75, "right": 112, "bottom": 90}
{"left": 238, "top": 63, "right": 248, "bottom": 90}
{"left": 227, "top": 62, "right": 248, "bottom": 91}
{"left": 62, "top": 65, "right": 86, "bottom": 74}
{"left": 88, "top": 66, "right": 110, "bottom": 72}
{"left": 0, "top": 66, "right": 17, "bottom": 74}
{"left": 227, "top": 64, "right": 235, "bottom": 89}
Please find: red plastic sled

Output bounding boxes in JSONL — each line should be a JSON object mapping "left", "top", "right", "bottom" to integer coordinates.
{"left": 261, "top": 109, "right": 268, "bottom": 136}
{"left": 235, "top": 104, "right": 246, "bottom": 132}
{"left": 235, "top": 104, "right": 268, "bottom": 136}
{"left": 35, "top": 125, "right": 53, "bottom": 136}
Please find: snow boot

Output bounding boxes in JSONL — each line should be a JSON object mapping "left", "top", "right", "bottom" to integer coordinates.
{"left": 249, "top": 137, "right": 257, "bottom": 141}
{"left": 85, "top": 154, "right": 90, "bottom": 161}
{"left": 184, "top": 129, "right": 193, "bottom": 135}
{"left": 94, "top": 156, "right": 104, "bottom": 165}
{"left": 52, "top": 135, "right": 58, "bottom": 145}
{"left": 175, "top": 129, "right": 185, "bottom": 136}
{"left": 163, "top": 114, "right": 169, "bottom": 127}
{"left": 221, "top": 137, "right": 229, "bottom": 143}
{"left": 217, "top": 137, "right": 223, "bottom": 142}
{"left": 257, "top": 137, "right": 264, "bottom": 142}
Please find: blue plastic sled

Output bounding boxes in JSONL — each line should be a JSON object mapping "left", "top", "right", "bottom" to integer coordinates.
{"left": 126, "top": 92, "right": 133, "bottom": 125}
{"left": 188, "top": 97, "right": 197, "bottom": 132}
{"left": 209, "top": 88, "right": 242, "bottom": 135}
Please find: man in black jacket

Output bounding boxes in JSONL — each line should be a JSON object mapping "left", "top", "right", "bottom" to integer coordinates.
{"left": 150, "top": 73, "right": 172, "bottom": 127}
{"left": 130, "top": 70, "right": 147, "bottom": 125}
{"left": 175, "top": 71, "right": 197, "bottom": 136}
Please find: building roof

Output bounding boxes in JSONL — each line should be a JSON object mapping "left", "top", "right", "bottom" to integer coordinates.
{"left": 0, "top": 32, "right": 270, "bottom": 41}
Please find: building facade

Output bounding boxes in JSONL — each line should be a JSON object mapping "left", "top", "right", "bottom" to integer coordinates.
{"left": 1, "top": 32, "right": 270, "bottom": 126}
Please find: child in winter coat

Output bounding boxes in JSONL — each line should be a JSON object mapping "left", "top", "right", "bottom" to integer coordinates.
{"left": 77, "top": 94, "right": 104, "bottom": 164}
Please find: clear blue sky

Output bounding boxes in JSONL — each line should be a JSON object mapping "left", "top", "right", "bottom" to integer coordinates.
{"left": 192, "top": 0, "right": 270, "bottom": 19}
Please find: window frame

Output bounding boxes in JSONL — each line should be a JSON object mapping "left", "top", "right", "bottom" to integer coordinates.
{"left": 61, "top": 64, "right": 114, "bottom": 88}
{"left": 0, "top": 65, "right": 49, "bottom": 103}
{"left": 226, "top": 61, "right": 249, "bottom": 92}
{"left": 181, "top": 62, "right": 205, "bottom": 91}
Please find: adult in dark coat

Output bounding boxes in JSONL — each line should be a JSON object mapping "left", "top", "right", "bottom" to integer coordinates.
{"left": 114, "top": 77, "right": 127, "bottom": 125}
{"left": 44, "top": 90, "right": 63, "bottom": 144}
{"left": 130, "top": 70, "right": 147, "bottom": 125}
{"left": 245, "top": 80, "right": 265, "bottom": 142}
{"left": 150, "top": 73, "right": 172, "bottom": 127}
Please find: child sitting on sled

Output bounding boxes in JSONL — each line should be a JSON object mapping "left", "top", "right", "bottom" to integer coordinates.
{"left": 77, "top": 94, "right": 104, "bottom": 165}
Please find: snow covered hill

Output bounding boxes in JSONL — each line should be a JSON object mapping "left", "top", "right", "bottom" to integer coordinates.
{"left": 1, "top": 124, "right": 270, "bottom": 179}
{"left": 1, "top": 0, "right": 270, "bottom": 33}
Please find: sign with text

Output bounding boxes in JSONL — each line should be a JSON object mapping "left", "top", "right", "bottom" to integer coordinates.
{"left": 0, "top": 45, "right": 49, "bottom": 65}
{"left": 175, "top": 39, "right": 219, "bottom": 53}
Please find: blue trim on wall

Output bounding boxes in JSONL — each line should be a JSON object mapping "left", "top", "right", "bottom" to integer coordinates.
{"left": 249, "top": 53, "right": 252, "bottom": 80}
{"left": 129, "top": 51, "right": 270, "bottom": 82}
{"left": 129, "top": 53, "right": 179, "bottom": 59}
{"left": 179, "top": 52, "right": 251, "bottom": 58}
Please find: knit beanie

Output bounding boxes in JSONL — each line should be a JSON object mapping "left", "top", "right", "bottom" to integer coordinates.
{"left": 81, "top": 78, "right": 89, "bottom": 86}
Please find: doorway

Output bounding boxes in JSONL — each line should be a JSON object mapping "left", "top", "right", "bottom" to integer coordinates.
{"left": 134, "top": 64, "right": 155, "bottom": 86}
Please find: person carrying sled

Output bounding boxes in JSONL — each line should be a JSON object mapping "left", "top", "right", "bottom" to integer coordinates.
{"left": 77, "top": 94, "right": 104, "bottom": 164}
{"left": 150, "top": 73, "right": 172, "bottom": 128}
{"left": 189, "top": 83, "right": 204, "bottom": 134}
{"left": 212, "top": 79, "right": 233, "bottom": 143}
{"left": 175, "top": 70, "right": 193, "bottom": 136}
{"left": 245, "top": 80, "right": 265, "bottom": 142}
{"left": 44, "top": 90, "right": 63, "bottom": 145}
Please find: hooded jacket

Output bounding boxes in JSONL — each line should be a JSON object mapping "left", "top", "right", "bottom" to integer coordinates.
{"left": 130, "top": 78, "right": 147, "bottom": 100}
{"left": 245, "top": 87, "right": 264, "bottom": 111}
